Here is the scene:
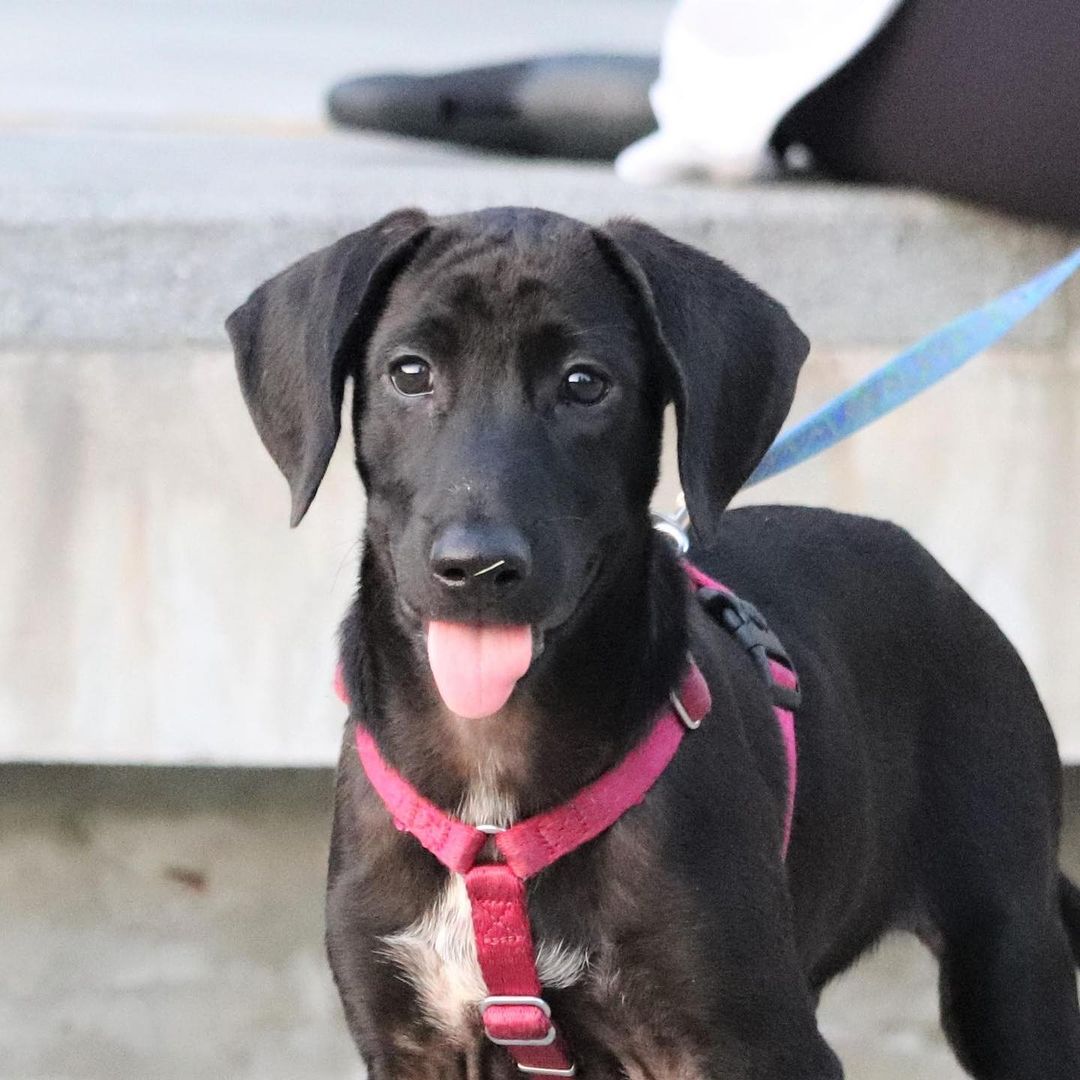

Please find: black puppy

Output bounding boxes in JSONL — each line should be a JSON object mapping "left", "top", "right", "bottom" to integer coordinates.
{"left": 228, "top": 207, "right": 1080, "bottom": 1078}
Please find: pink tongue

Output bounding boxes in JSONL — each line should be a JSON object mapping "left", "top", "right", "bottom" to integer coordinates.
{"left": 426, "top": 622, "right": 533, "bottom": 719}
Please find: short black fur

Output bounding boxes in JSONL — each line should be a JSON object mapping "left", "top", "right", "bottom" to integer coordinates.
{"left": 229, "top": 207, "right": 1080, "bottom": 1078}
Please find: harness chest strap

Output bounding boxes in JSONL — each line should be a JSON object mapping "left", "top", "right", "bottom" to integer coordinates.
{"left": 349, "top": 663, "right": 711, "bottom": 1075}
{"left": 336, "top": 564, "right": 800, "bottom": 1075}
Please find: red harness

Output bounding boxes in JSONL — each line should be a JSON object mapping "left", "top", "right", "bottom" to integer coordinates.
{"left": 335, "top": 565, "right": 799, "bottom": 1076}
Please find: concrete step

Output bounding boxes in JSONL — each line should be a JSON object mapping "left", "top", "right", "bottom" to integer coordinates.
{"left": 2, "top": 129, "right": 1075, "bottom": 351}
{"left": 3, "top": 130, "right": 1079, "bottom": 766}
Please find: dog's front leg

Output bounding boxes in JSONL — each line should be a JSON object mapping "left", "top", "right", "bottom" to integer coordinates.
{"left": 329, "top": 946, "right": 519, "bottom": 1080}
{"left": 693, "top": 969, "right": 843, "bottom": 1080}
{"left": 661, "top": 828, "right": 844, "bottom": 1079}
{"left": 703, "top": 1021, "right": 843, "bottom": 1080}
{"left": 693, "top": 911, "right": 845, "bottom": 1080}
{"left": 588, "top": 879, "right": 844, "bottom": 1078}
{"left": 357, "top": 1035, "right": 520, "bottom": 1080}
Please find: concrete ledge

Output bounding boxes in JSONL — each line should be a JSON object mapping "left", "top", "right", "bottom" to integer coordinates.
{"left": 3, "top": 761, "right": 1079, "bottom": 1079}
{"left": 1, "top": 130, "right": 1076, "bottom": 350}
{"left": 5, "top": 338, "right": 1080, "bottom": 764}
{"left": 4, "top": 129, "right": 1080, "bottom": 766}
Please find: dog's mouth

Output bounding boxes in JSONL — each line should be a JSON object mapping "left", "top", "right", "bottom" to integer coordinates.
{"left": 396, "top": 553, "right": 602, "bottom": 719}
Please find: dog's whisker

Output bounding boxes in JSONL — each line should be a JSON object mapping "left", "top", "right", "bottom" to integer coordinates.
{"left": 564, "top": 323, "right": 621, "bottom": 338}
{"left": 331, "top": 538, "right": 364, "bottom": 588}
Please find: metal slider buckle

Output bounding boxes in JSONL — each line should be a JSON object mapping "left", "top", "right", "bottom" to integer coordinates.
{"left": 669, "top": 690, "right": 700, "bottom": 730}
{"left": 650, "top": 511, "right": 690, "bottom": 555}
{"left": 480, "top": 995, "right": 557, "bottom": 1047}
{"left": 474, "top": 823, "right": 507, "bottom": 863}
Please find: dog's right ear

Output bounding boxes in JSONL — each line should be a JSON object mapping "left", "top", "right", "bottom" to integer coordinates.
{"left": 226, "top": 209, "right": 432, "bottom": 526}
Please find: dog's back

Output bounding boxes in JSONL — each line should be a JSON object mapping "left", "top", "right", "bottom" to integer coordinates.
{"left": 698, "top": 504, "right": 1079, "bottom": 1058}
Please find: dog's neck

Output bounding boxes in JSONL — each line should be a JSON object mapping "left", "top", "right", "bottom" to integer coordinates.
{"left": 340, "top": 529, "right": 689, "bottom": 819}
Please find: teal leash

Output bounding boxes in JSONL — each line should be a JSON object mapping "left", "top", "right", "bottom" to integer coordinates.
{"left": 745, "top": 246, "right": 1080, "bottom": 488}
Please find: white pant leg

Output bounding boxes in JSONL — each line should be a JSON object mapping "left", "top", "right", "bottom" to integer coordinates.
{"left": 616, "top": 0, "right": 902, "bottom": 183}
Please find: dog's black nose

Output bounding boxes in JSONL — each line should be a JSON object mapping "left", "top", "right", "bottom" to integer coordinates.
{"left": 430, "top": 522, "right": 532, "bottom": 593}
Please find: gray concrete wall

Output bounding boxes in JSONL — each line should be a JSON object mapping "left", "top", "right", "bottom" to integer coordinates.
{"left": 0, "top": 765, "right": 354, "bottom": 1080}
{"left": 7, "top": 335, "right": 1080, "bottom": 764}
{"left": 4, "top": 763, "right": 1080, "bottom": 1080}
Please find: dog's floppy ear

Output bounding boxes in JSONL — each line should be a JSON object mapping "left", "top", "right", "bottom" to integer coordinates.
{"left": 226, "top": 209, "right": 431, "bottom": 526}
{"left": 598, "top": 219, "right": 809, "bottom": 544}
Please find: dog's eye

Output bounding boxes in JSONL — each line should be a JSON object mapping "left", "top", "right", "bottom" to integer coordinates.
{"left": 389, "top": 356, "right": 433, "bottom": 397}
{"left": 562, "top": 366, "right": 610, "bottom": 406}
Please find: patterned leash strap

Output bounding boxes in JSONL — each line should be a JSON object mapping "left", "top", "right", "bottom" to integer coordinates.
{"left": 746, "top": 246, "right": 1080, "bottom": 487}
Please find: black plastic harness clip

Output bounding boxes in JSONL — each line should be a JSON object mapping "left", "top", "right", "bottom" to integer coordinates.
{"left": 698, "top": 588, "right": 803, "bottom": 712}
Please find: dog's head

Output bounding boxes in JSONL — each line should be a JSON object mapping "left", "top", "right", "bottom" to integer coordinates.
{"left": 228, "top": 207, "right": 807, "bottom": 718}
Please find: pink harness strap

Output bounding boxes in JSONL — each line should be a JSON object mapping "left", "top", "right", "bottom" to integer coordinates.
{"left": 496, "top": 662, "right": 711, "bottom": 879}
{"left": 683, "top": 562, "right": 799, "bottom": 855}
{"left": 352, "top": 660, "right": 711, "bottom": 881}
{"left": 336, "top": 561, "right": 799, "bottom": 1074}
{"left": 344, "top": 664, "right": 709, "bottom": 1076}
{"left": 354, "top": 726, "right": 488, "bottom": 874}
{"left": 769, "top": 661, "right": 799, "bottom": 857}
{"left": 465, "top": 865, "right": 576, "bottom": 1073}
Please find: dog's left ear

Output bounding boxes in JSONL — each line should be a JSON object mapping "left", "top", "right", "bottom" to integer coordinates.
{"left": 226, "top": 208, "right": 432, "bottom": 526}
{"left": 597, "top": 219, "right": 809, "bottom": 544}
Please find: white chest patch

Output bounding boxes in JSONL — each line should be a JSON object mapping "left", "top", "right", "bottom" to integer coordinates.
{"left": 379, "top": 782, "right": 589, "bottom": 1035}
